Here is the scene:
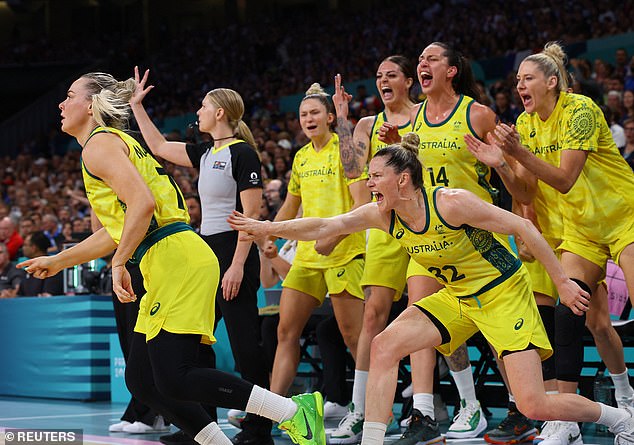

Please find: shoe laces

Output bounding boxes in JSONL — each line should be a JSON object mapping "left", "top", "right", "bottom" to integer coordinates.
{"left": 538, "top": 421, "right": 557, "bottom": 437}
{"left": 336, "top": 409, "right": 364, "bottom": 431}
{"left": 401, "top": 412, "right": 432, "bottom": 438}
{"left": 496, "top": 410, "right": 524, "bottom": 430}
{"left": 452, "top": 401, "right": 480, "bottom": 426}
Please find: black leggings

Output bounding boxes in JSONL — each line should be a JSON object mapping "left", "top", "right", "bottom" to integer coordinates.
{"left": 126, "top": 330, "right": 254, "bottom": 436}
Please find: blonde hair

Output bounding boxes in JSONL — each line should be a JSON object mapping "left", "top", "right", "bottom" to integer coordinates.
{"left": 523, "top": 41, "right": 569, "bottom": 93}
{"left": 373, "top": 132, "right": 424, "bottom": 190}
{"left": 400, "top": 132, "right": 420, "bottom": 156}
{"left": 81, "top": 72, "right": 136, "bottom": 130}
{"left": 206, "top": 88, "right": 257, "bottom": 150}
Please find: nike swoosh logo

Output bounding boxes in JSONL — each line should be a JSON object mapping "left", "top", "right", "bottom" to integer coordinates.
{"left": 302, "top": 410, "right": 313, "bottom": 440}
{"left": 569, "top": 433, "right": 580, "bottom": 442}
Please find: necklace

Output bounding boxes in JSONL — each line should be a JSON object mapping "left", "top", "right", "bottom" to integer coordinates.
{"left": 213, "top": 134, "right": 236, "bottom": 142}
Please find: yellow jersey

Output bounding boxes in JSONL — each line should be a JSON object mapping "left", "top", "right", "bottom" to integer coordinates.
{"left": 288, "top": 133, "right": 367, "bottom": 268}
{"left": 369, "top": 111, "right": 413, "bottom": 157}
{"left": 82, "top": 126, "right": 189, "bottom": 245}
{"left": 519, "top": 92, "right": 634, "bottom": 238}
{"left": 413, "top": 95, "right": 498, "bottom": 204}
{"left": 389, "top": 186, "right": 522, "bottom": 298}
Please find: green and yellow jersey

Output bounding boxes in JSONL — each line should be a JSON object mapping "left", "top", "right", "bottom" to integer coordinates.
{"left": 389, "top": 186, "right": 522, "bottom": 298}
{"left": 288, "top": 133, "right": 367, "bottom": 268}
{"left": 413, "top": 95, "right": 498, "bottom": 204}
{"left": 81, "top": 126, "right": 189, "bottom": 245}
{"left": 369, "top": 111, "right": 413, "bottom": 157}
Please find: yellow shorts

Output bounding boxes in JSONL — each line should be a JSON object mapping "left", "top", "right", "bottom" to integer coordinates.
{"left": 405, "top": 256, "right": 435, "bottom": 280}
{"left": 523, "top": 260, "right": 558, "bottom": 300}
{"left": 283, "top": 256, "right": 365, "bottom": 304}
{"left": 414, "top": 266, "right": 552, "bottom": 361}
{"left": 360, "top": 229, "right": 409, "bottom": 298}
{"left": 560, "top": 216, "right": 634, "bottom": 271}
{"left": 135, "top": 230, "right": 219, "bottom": 344}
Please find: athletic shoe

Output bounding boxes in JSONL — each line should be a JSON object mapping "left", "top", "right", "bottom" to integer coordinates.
{"left": 279, "top": 391, "right": 325, "bottom": 445}
{"left": 531, "top": 421, "right": 581, "bottom": 445}
{"left": 122, "top": 416, "right": 170, "bottom": 434}
{"left": 446, "top": 399, "right": 487, "bottom": 439}
{"left": 484, "top": 406, "right": 537, "bottom": 444}
{"left": 159, "top": 430, "right": 196, "bottom": 445}
{"left": 617, "top": 394, "right": 634, "bottom": 409}
{"left": 612, "top": 407, "right": 634, "bottom": 445}
{"left": 329, "top": 406, "right": 364, "bottom": 444}
{"left": 324, "top": 402, "right": 349, "bottom": 420}
{"left": 228, "top": 409, "right": 248, "bottom": 428}
{"left": 109, "top": 421, "right": 132, "bottom": 432}
{"left": 392, "top": 409, "right": 444, "bottom": 445}
{"left": 231, "top": 429, "right": 274, "bottom": 445}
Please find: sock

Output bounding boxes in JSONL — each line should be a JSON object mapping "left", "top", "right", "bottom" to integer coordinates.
{"left": 245, "top": 385, "right": 297, "bottom": 424}
{"left": 597, "top": 402, "right": 632, "bottom": 433}
{"left": 194, "top": 422, "right": 232, "bottom": 445}
{"left": 450, "top": 366, "right": 477, "bottom": 402}
{"left": 361, "top": 421, "right": 387, "bottom": 445}
{"left": 611, "top": 369, "right": 634, "bottom": 399}
{"left": 413, "top": 393, "right": 434, "bottom": 419}
{"left": 352, "top": 370, "right": 369, "bottom": 414}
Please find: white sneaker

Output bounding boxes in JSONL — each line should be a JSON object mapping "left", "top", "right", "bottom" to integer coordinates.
{"left": 122, "top": 416, "right": 170, "bottom": 434}
{"left": 445, "top": 399, "right": 487, "bottom": 439}
{"left": 329, "top": 408, "right": 364, "bottom": 444}
{"left": 227, "top": 409, "right": 247, "bottom": 428}
{"left": 534, "top": 421, "right": 582, "bottom": 445}
{"left": 613, "top": 407, "right": 634, "bottom": 444}
{"left": 324, "top": 401, "right": 349, "bottom": 420}
{"left": 109, "top": 421, "right": 132, "bottom": 432}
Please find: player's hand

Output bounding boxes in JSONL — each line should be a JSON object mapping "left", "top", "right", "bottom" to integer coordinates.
{"left": 494, "top": 123, "right": 522, "bottom": 157}
{"left": 228, "top": 211, "right": 271, "bottom": 240}
{"left": 17, "top": 256, "right": 63, "bottom": 279}
{"left": 222, "top": 264, "right": 243, "bottom": 301}
{"left": 333, "top": 74, "right": 352, "bottom": 120}
{"left": 464, "top": 133, "right": 506, "bottom": 168}
{"left": 131, "top": 66, "right": 154, "bottom": 106}
{"left": 377, "top": 122, "right": 401, "bottom": 144}
{"left": 558, "top": 279, "right": 590, "bottom": 316}
{"left": 112, "top": 265, "right": 136, "bottom": 303}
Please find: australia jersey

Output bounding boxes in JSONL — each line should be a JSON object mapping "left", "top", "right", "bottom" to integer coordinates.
{"left": 186, "top": 140, "right": 262, "bottom": 236}
{"left": 413, "top": 95, "right": 498, "bottom": 204}
{"left": 82, "top": 126, "right": 189, "bottom": 244}
{"left": 389, "top": 186, "right": 522, "bottom": 298}
{"left": 288, "top": 133, "right": 367, "bottom": 268}
{"left": 369, "top": 111, "right": 412, "bottom": 157}
{"left": 519, "top": 92, "right": 634, "bottom": 238}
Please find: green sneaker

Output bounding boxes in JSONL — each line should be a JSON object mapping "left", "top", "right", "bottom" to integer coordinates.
{"left": 279, "top": 391, "right": 325, "bottom": 445}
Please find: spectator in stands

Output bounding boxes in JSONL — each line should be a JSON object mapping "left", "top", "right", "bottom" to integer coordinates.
{"left": 17, "top": 231, "right": 62, "bottom": 297}
{"left": 492, "top": 90, "right": 521, "bottom": 125}
{"left": 621, "top": 89, "right": 634, "bottom": 125}
{"left": 18, "top": 217, "right": 35, "bottom": 241}
{"left": 184, "top": 193, "right": 202, "bottom": 233}
{"left": 622, "top": 118, "right": 634, "bottom": 170}
{"left": 263, "top": 179, "right": 284, "bottom": 220}
{"left": 0, "top": 216, "right": 23, "bottom": 261}
{"left": 0, "top": 242, "right": 25, "bottom": 298}
{"left": 41, "top": 213, "right": 63, "bottom": 252}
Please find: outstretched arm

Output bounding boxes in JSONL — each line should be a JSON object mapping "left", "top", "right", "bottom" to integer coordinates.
{"left": 437, "top": 189, "right": 590, "bottom": 315}
{"left": 130, "top": 67, "right": 192, "bottom": 167}
{"left": 228, "top": 203, "right": 382, "bottom": 242}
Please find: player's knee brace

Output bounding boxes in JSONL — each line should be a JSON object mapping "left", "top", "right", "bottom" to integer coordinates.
{"left": 538, "top": 304, "right": 556, "bottom": 381}
{"left": 555, "top": 279, "right": 591, "bottom": 382}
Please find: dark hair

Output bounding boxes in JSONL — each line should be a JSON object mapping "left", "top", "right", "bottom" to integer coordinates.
{"left": 184, "top": 192, "right": 200, "bottom": 205}
{"left": 374, "top": 133, "right": 424, "bottom": 189}
{"left": 381, "top": 54, "right": 416, "bottom": 101}
{"left": 429, "top": 42, "right": 481, "bottom": 102}
{"left": 29, "top": 230, "right": 52, "bottom": 253}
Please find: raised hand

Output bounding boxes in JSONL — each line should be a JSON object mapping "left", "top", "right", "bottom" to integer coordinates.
{"left": 464, "top": 133, "right": 506, "bottom": 168}
{"left": 377, "top": 122, "right": 401, "bottom": 144}
{"left": 333, "top": 73, "right": 352, "bottom": 120}
{"left": 493, "top": 123, "right": 522, "bottom": 156}
{"left": 131, "top": 66, "right": 155, "bottom": 106}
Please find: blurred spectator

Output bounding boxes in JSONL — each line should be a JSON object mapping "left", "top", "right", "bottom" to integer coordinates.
{"left": 0, "top": 216, "right": 23, "bottom": 261}
{"left": 17, "top": 231, "right": 62, "bottom": 297}
{"left": 263, "top": 179, "right": 284, "bottom": 220}
{"left": 0, "top": 242, "right": 25, "bottom": 298}
{"left": 491, "top": 89, "right": 521, "bottom": 124}
{"left": 621, "top": 89, "right": 634, "bottom": 125}
{"left": 622, "top": 118, "right": 634, "bottom": 170}
{"left": 184, "top": 193, "right": 202, "bottom": 233}
{"left": 603, "top": 105, "right": 626, "bottom": 150}
{"left": 18, "top": 217, "right": 35, "bottom": 240}
{"left": 607, "top": 90, "right": 624, "bottom": 116}
{"left": 41, "top": 213, "right": 63, "bottom": 252}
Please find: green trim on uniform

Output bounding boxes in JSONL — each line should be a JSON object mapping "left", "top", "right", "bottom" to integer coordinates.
{"left": 130, "top": 222, "right": 193, "bottom": 264}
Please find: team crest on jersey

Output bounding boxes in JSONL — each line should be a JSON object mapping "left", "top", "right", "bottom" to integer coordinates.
{"left": 453, "top": 121, "right": 462, "bottom": 130}
{"left": 213, "top": 161, "right": 227, "bottom": 170}
{"left": 433, "top": 224, "right": 446, "bottom": 234}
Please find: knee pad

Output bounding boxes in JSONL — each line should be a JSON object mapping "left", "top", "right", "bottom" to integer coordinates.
{"left": 538, "top": 305, "right": 556, "bottom": 380}
{"left": 554, "top": 303, "right": 586, "bottom": 382}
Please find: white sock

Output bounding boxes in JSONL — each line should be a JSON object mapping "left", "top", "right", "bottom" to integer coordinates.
{"left": 245, "top": 385, "right": 297, "bottom": 424}
{"left": 413, "top": 393, "right": 434, "bottom": 419}
{"left": 611, "top": 370, "right": 634, "bottom": 399}
{"left": 451, "top": 367, "right": 477, "bottom": 402}
{"left": 352, "top": 370, "right": 369, "bottom": 414}
{"left": 597, "top": 402, "right": 632, "bottom": 433}
{"left": 194, "top": 422, "right": 232, "bottom": 445}
{"left": 361, "top": 421, "right": 387, "bottom": 445}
